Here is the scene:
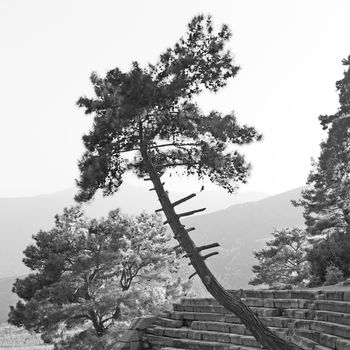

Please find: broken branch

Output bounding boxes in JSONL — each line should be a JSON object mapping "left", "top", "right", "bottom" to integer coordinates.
{"left": 202, "top": 251, "right": 219, "bottom": 260}
{"left": 189, "top": 272, "right": 197, "bottom": 280}
{"left": 197, "top": 243, "right": 220, "bottom": 252}
{"left": 178, "top": 208, "right": 206, "bottom": 218}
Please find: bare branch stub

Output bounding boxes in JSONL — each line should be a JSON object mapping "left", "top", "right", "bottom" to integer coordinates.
{"left": 150, "top": 182, "right": 165, "bottom": 191}
{"left": 202, "top": 251, "right": 219, "bottom": 260}
{"left": 171, "top": 193, "right": 197, "bottom": 208}
{"left": 197, "top": 243, "right": 220, "bottom": 252}
{"left": 189, "top": 272, "right": 197, "bottom": 280}
{"left": 178, "top": 208, "right": 206, "bottom": 218}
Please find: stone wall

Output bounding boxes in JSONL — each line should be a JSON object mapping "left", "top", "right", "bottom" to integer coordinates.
{"left": 113, "top": 289, "right": 350, "bottom": 350}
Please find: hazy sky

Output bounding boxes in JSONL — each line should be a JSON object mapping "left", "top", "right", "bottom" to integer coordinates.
{"left": 1, "top": 0, "right": 349, "bottom": 198}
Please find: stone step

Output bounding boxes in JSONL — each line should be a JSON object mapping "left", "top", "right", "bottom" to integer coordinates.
{"left": 291, "top": 334, "right": 331, "bottom": 350}
{"left": 191, "top": 321, "right": 250, "bottom": 335}
{"left": 315, "top": 310, "right": 350, "bottom": 326}
{"left": 258, "top": 298, "right": 312, "bottom": 309}
{"left": 173, "top": 303, "right": 282, "bottom": 317}
{"left": 191, "top": 320, "right": 288, "bottom": 338}
{"left": 180, "top": 297, "right": 312, "bottom": 309}
{"left": 262, "top": 316, "right": 295, "bottom": 328}
{"left": 231, "top": 290, "right": 321, "bottom": 300}
{"left": 322, "top": 291, "right": 350, "bottom": 302}
{"left": 282, "top": 308, "right": 315, "bottom": 320}
{"left": 168, "top": 311, "right": 243, "bottom": 324}
{"left": 143, "top": 334, "right": 262, "bottom": 350}
{"left": 173, "top": 303, "right": 227, "bottom": 314}
{"left": 295, "top": 329, "right": 350, "bottom": 350}
{"left": 313, "top": 300, "right": 350, "bottom": 314}
{"left": 181, "top": 298, "right": 220, "bottom": 306}
{"left": 294, "top": 319, "right": 350, "bottom": 339}
{"left": 145, "top": 326, "right": 262, "bottom": 348}
{"left": 154, "top": 317, "right": 183, "bottom": 328}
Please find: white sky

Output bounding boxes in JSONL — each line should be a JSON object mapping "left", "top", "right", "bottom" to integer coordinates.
{"left": 0, "top": 0, "right": 349, "bottom": 198}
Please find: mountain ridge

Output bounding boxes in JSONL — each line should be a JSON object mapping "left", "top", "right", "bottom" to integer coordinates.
{"left": 0, "top": 185, "right": 304, "bottom": 322}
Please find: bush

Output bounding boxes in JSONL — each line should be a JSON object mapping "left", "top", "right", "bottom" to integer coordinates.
{"left": 324, "top": 264, "right": 344, "bottom": 285}
{"left": 307, "top": 231, "right": 350, "bottom": 282}
{"left": 54, "top": 325, "right": 126, "bottom": 350}
{"left": 308, "top": 275, "right": 322, "bottom": 288}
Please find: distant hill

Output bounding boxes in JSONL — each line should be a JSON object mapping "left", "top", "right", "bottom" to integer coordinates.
{"left": 184, "top": 187, "right": 305, "bottom": 289}
{"left": 0, "top": 185, "right": 303, "bottom": 323}
{"left": 0, "top": 184, "right": 267, "bottom": 279}
{"left": 0, "top": 276, "right": 19, "bottom": 323}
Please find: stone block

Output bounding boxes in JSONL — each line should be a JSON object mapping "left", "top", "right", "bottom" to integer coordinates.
{"left": 273, "top": 290, "right": 292, "bottom": 299}
{"left": 201, "top": 331, "right": 217, "bottom": 342}
{"left": 229, "top": 334, "right": 243, "bottom": 345}
{"left": 119, "top": 330, "right": 141, "bottom": 343}
{"left": 263, "top": 299, "right": 275, "bottom": 308}
{"left": 228, "top": 324, "right": 246, "bottom": 335}
{"left": 336, "top": 338, "right": 350, "bottom": 350}
{"left": 244, "top": 298, "right": 264, "bottom": 307}
{"left": 129, "top": 316, "right": 157, "bottom": 330}
{"left": 207, "top": 322, "right": 230, "bottom": 333}
{"left": 242, "top": 335, "right": 260, "bottom": 347}
{"left": 325, "top": 291, "right": 344, "bottom": 301}
{"left": 224, "top": 314, "right": 241, "bottom": 323}
{"left": 216, "top": 333, "right": 230, "bottom": 343}
{"left": 112, "top": 342, "right": 130, "bottom": 350}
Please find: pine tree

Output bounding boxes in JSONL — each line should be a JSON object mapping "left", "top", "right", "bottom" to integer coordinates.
{"left": 8, "top": 207, "right": 188, "bottom": 342}
{"left": 74, "top": 15, "right": 303, "bottom": 349}
{"left": 250, "top": 227, "right": 309, "bottom": 287}
{"left": 296, "top": 56, "right": 350, "bottom": 281}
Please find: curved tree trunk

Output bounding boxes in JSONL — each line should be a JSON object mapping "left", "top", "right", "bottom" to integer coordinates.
{"left": 140, "top": 145, "right": 302, "bottom": 350}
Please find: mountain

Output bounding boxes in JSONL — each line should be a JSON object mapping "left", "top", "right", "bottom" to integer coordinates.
{"left": 0, "top": 184, "right": 267, "bottom": 279}
{"left": 0, "top": 185, "right": 302, "bottom": 322}
{"left": 0, "top": 276, "right": 20, "bottom": 323}
{"left": 183, "top": 187, "right": 305, "bottom": 290}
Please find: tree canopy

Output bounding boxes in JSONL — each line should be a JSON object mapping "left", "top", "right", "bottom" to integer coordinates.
{"left": 75, "top": 15, "right": 261, "bottom": 203}
{"left": 297, "top": 56, "right": 350, "bottom": 238}
{"left": 250, "top": 227, "right": 309, "bottom": 287}
{"left": 9, "top": 207, "right": 189, "bottom": 343}
{"left": 296, "top": 55, "right": 350, "bottom": 283}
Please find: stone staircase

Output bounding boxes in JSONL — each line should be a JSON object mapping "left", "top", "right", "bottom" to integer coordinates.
{"left": 141, "top": 290, "right": 350, "bottom": 350}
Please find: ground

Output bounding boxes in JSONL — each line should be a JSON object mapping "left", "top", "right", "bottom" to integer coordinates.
{"left": 0, "top": 323, "right": 53, "bottom": 350}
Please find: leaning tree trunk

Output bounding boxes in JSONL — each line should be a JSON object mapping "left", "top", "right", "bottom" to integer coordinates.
{"left": 140, "top": 145, "right": 302, "bottom": 350}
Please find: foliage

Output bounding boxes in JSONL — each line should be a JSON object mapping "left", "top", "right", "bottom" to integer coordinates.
{"left": 9, "top": 207, "right": 190, "bottom": 343}
{"left": 74, "top": 14, "right": 261, "bottom": 203}
{"left": 324, "top": 264, "right": 345, "bottom": 286}
{"left": 53, "top": 327, "right": 122, "bottom": 350}
{"left": 307, "top": 231, "right": 350, "bottom": 283}
{"left": 295, "top": 55, "right": 350, "bottom": 282}
{"left": 296, "top": 56, "right": 350, "bottom": 238}
{"left": 250, "top": 227, "right": 309, "bottom": 287}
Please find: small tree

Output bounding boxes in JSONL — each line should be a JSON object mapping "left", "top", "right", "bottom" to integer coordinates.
{"left": 75, "top": 15, "right": 302, "bottom": 349}
{"left": 250, "top": 227, "right": 309, "bottom": 287}
{"left": 8, "top": 207, "right": 189, "bottom": 342}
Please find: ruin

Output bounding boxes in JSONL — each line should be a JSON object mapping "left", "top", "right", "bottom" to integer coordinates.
{"left": 115, "top": 289, "right": 350, "bottom": 350}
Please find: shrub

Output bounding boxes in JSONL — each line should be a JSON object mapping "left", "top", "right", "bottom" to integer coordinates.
{"left": 324, "top": 264, "right": 344, "bottom": 285}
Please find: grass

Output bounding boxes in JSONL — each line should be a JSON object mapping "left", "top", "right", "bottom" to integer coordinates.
{"left": 0, "top": 323, "right": 53, "bottom": 349}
